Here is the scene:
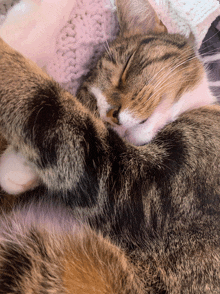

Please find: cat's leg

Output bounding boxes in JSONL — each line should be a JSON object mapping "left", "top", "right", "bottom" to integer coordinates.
{"left": 0, "top": 38, "right": 108, "bottom": 194}
{"left": 0, "top": 146, "right": 39, "bottom": 195}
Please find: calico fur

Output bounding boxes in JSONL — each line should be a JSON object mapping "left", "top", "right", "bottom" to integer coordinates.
{"left": 0, "top": 35, "right": 219, "bottom": 292}
{"left": 0, "top": 204, "right": 143, "bottom": 293}
{"left": 1, "top": 29, "right": 213, "bottom": 195}
{"left": 77, "top": 0, "right": 216, "bottom": 145}
{"left": 0, "top": 0, "right": 215, "bottom": 195}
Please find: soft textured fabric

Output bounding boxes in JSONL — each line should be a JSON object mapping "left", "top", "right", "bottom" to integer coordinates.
{"left": 148, "top": 0, "right": 220, "bottom": 47}
{"left": 0, "top": 0, "right": 220, "bottom": 96}
{"left": 46, "top": 0, "right": 119, "bottom": 95}
{"left": 0, "top": 0, "right": 119, "bottom": 95}
{"left": 200, "top": 16, "right": 220, "bottom": 96}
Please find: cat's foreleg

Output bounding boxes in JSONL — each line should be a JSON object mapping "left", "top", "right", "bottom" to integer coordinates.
{"left": 0, "top": 38, "right": 107, "bottom": 193}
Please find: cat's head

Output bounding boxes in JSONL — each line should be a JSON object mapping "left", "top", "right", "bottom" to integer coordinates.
{"left": 83, "top": 0, "right": 213, "bottom": 145}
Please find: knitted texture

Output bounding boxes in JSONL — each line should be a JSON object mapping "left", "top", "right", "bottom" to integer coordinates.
{"left": 0, "top": 0, "right": 219, "bottom": 94}
{"left": 46, "top": 0, "right": 119, "bottom": 95}
{"left": 148, "top": 0, "right": 220, "bottom": 46}
{"left": 0, "top": 0, "right": 119, "bottom": 95}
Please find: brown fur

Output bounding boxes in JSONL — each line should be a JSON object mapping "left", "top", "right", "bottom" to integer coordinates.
{"left": 0, "top": 206, "right": 143, "bottom": 293}
{"left": 78, "top": 20, "right": 205, "bottom": 121}
{"left": 63, "top": 230, "right": 141, "bottom": 293}
{"left": 77, "top": 0, "right": 214, "bottom": 145}
{"left": 99, "top": 34, "right": 203, "bottom": 120}
{"left": 0, "top": 10, "right": 219, "bottom": 292}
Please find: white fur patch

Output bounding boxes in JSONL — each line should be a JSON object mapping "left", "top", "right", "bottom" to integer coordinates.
{"left": 90, "top": 87, "right": 111, "bottom": 119}
{"left": 119, "top": 109, "right": 141, "bottom": 128}
{"left": 0, "top": 147, "right": 39, "bottom": 195}
{"left": 171, "top": 75, "right": 216, "bottom": 121}
{"left": 124, "top": 99, "right": 172, "bottom": 145}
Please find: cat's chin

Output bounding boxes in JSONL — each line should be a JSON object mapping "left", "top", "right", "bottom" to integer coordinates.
{"left": 124, "top": 130, "right": 153, "bottom": 146}
{"left": 0, "top": 148, "right": 39, "bottom": 195}
{"left": 111, "top": 123, "right": 155, "bottom": 146}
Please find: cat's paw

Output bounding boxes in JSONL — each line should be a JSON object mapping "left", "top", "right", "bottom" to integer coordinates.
{"left": 0, "top": 148, "right": 39, "bottom": 195}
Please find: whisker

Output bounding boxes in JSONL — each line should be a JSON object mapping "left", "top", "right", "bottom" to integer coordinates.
{"left": 142, "top": 74, "right": 204, "bottom": 107}
{"left": 144, "top": 54, "right": 210, "bottom": 104}
{"left": 146, "top": 55, "right": 198, "bottom": 96}
{"left": 134, "top": 32, "right": 220, "bottom": 106}
{"left": 152, "top": 46, "right": 220, "bottom": 89}
{"left": 200, "top": 46, "right": 220, "bottom": 58}
{"left": 104, "top": 40, "right": 114, "bottom": 62}
{"left": 136, "top": 57, "right": 192, "bottom": 103}
{"left": 146, "top": 46, "right": 205, "bottom": 87}
{"left": 188, "top": 30, "right": 220, "bottom": 55}
{"left": 202, "top": 53, "right": 220, "bottom": 63}
{"left": 200, "top": 30, "right": 220, "bottom": 47}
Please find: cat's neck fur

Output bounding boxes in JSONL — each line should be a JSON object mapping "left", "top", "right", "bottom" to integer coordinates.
{"left": 171, "top": 71, "right": 216, "bottom": 121}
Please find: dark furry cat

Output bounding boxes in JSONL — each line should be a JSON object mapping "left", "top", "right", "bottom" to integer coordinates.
{"left": 0, "top": 2, "right": 220, "bottom": 293}
{"left": 0, "top": 0, "right": 216, "bottom": 196}
{"left": 0, "top": 36, "right": 220, "bottom": 292}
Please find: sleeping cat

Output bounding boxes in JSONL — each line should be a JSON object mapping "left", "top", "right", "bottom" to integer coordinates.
{"left": 77, "top": 0, "right": 216, "bottom": 146}
{"left": 0, "top": 0, "right": 216, "bottom": 195}
{"left": 0, "top": 4, "right": 220, "bottom": 291}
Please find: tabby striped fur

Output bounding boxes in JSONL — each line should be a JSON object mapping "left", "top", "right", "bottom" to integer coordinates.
{"left": 77, "top": 0, "right": 216, "bottom": 145}
{"left": 0, "top": 205, "right": 143, "bottom": 293}
{"left": 0, "top": 35, "right": 219, "bottom": 292}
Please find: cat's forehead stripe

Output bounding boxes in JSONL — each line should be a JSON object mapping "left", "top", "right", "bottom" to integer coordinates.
{"left": 133, "top": 52, "right": 180, "bottom": 73}
{"left": 140, "top": 37, "right": 157, "bottom": 45}
{"left": 140, "top": 37, "right": 187, "bottom": 49}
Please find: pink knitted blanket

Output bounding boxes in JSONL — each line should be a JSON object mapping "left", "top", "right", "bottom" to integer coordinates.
{"left": 0, "top": 0, "right": 119, "bottom": 96}
{"left": 47, "top": 0, "right": 119, "bottom": 95}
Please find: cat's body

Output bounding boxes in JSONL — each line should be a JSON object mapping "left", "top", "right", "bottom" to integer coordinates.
{"left": 0, "top": 204, "right": 143, "bottom": 294}
{"left": 0, "top": 0, "right": 220, "bottom": 292}
{"left": 0, "top": 0, "right": 216, "bottom": 196}
{"left": 0, "top": 32, "right": 220, "bottom": 292}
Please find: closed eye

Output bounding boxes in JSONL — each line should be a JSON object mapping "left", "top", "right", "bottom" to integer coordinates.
{"left": 119, "top": 52, "right": 136, "bottom": 85}
{"left": 140, "top": 119, "right": 148, "bottom": 124}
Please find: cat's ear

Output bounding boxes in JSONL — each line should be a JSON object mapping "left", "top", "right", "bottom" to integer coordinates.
{"left": 115, "top": 0, "right": 167, "bottom": 36}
